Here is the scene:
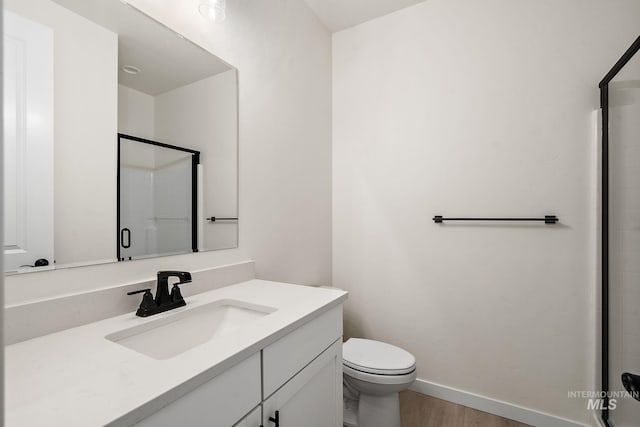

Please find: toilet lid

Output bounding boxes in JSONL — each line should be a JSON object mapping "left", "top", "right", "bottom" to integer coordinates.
{"left": 343, "top": 338, "right": 416, "bottom": 375}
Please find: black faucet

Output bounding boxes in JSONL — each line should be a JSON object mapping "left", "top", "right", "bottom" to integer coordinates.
{"left": 128, "top": 271, "right": 192, "bottom": 317}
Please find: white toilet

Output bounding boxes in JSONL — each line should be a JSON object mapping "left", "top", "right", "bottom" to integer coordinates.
{"left": 342, "top": 338, "right": 417, "bottom": 427}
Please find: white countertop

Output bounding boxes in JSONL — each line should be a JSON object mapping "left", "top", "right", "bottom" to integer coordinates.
{"left": 5, "top": 280, "right": 347, "bottom": 427}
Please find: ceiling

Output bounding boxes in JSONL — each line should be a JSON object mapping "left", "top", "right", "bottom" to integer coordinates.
{"left": 54, "top": 0, "right": 233, "bottom": 95}
{"left": 303, "top": 0, "right": 427, "bottom": 33}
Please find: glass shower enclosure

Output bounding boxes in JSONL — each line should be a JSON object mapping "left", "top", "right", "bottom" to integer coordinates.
{"left": 117, "top": 134, "right": 200, "bottom": 261}
{"left": 601, "top": 35, "right": 640, "bottom": 427}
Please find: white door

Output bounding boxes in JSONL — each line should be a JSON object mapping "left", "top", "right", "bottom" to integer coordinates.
{"left": 3, "top": 11, "right": 54, "bottom": 272}
{"left": 263, "top": 340, "right": 342, "bottom": 427}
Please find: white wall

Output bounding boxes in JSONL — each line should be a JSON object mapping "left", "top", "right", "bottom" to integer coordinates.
{"left": 5, "top": 0, "right": 118, "bottom": 268}
{"left": 155, "top": 70, "right": 238, "bottom": 251}
{"left": 118, "top": 85, "right": 155, "bottom": 140}
{"left": 5, "top": 0, "right": 332, "bottom": 304}
{"left": 332, "top": 0, "right": 640, "bottom": 424}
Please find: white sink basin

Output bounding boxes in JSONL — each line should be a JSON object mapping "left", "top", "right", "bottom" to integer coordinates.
{"left": 106, "top": 299, "right": 276, "bottom": 360}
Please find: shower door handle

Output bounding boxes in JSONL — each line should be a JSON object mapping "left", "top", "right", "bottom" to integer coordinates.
{"left": 120, "top": 228, "right": 131, "bottom": 249}
{"left": 622, "top": 372, "right": 640, "bottom": 401}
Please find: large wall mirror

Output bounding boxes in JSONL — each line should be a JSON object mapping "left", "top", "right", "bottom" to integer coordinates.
{"left": 3, "top": 0, "right": 238, "bottom": 273}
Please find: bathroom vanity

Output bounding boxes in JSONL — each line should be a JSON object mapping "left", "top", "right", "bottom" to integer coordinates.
{"left": 5, "top": 280, "right": 347, "bottom": 426}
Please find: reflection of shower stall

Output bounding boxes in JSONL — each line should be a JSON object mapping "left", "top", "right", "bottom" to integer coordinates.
{"left": 601, "top": 35, "right": 640, "bottom": 427}
{"left": 118, "top": 134, "right": 200, "bottom": 261}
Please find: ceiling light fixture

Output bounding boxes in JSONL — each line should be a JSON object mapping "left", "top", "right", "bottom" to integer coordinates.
{"left": 199, "top": 0, "right": 226, "bottom": 23}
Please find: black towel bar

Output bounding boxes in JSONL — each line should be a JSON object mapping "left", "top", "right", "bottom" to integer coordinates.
{"left": 207, "top": 217, "right": 238, "bottom": 222}
{"left": 433, "top": 215, "right": 558, "bottom": 224}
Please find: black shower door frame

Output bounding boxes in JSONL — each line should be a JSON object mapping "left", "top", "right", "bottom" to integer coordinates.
{"left": 600, "top": 35, "right": 640, "bottom": 426}
{"left": 116, "top": 133, "right": 201, "bottom": 261}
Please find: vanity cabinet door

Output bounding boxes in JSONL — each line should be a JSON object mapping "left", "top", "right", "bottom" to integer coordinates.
{"left": 134, "top": 353, "right": 261, "bottom": 427}
{"left": 233, "top": 405, "right": 262, "bottom": 427}
{"left": 262, "top": 339, "right": 342, "bottom": 427}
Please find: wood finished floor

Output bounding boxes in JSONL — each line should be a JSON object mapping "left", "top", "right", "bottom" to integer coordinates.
{"left": 400, "top": 391, "right": 532, "bottom": 427}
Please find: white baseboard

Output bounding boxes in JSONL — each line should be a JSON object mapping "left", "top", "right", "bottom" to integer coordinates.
{"left": 409, "top": 378, "right": 589, "bottom": 427}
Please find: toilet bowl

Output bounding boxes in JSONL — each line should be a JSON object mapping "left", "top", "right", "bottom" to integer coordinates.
{"left": 342, "top": 338, "right": 416, "bottom": 427}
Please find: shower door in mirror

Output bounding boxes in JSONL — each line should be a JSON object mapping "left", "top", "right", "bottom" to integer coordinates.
{"left": 605, "top": 36, "right": 640, "bottom": 427}
{"left": 118, "top": 135, "right": 200, "bottom": 261}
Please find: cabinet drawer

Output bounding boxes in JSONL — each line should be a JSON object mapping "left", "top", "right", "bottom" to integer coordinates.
{"left": 262, "top": 305, "right": 342, "bottom": 398}
{"left": 135, "top": 352, "right": 261, "bottom": 427}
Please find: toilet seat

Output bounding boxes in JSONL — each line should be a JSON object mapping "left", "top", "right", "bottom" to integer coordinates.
{"left": 343, "top": 363, "right": 417, "bottom": 385}
{"left": 343, "top": 338, "right": 416, "bottom": 376}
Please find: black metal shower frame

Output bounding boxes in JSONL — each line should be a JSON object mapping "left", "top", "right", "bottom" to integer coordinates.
{"left": 599, "top": 35, "right": 640, "bottom": 426}
{"left": 116, "top": 133, "right": 201, "bottom": 262}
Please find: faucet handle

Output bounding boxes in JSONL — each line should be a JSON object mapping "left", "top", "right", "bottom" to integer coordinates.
{"left": 128, "top": 288, "right": 156, "bottom": 317}
{"left": 127, "top": 288, "right": 152, "bottom": 295}
{"left": 170, "top": 283, "right": 186, "bottom": 305}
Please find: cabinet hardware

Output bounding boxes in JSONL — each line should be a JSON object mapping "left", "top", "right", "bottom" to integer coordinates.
{"left": 268, "top": 410, "right": 280, "bottom": 426}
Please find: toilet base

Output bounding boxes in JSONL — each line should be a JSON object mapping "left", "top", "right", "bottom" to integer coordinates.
{"left": 343, "top": 397, "right": 358, "bottom": 427}
{"left": 343, "top": 392, "right": 401, "bottom": 427}
{"left": 359, "top": 392, "right": 401, "bottom": 427}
